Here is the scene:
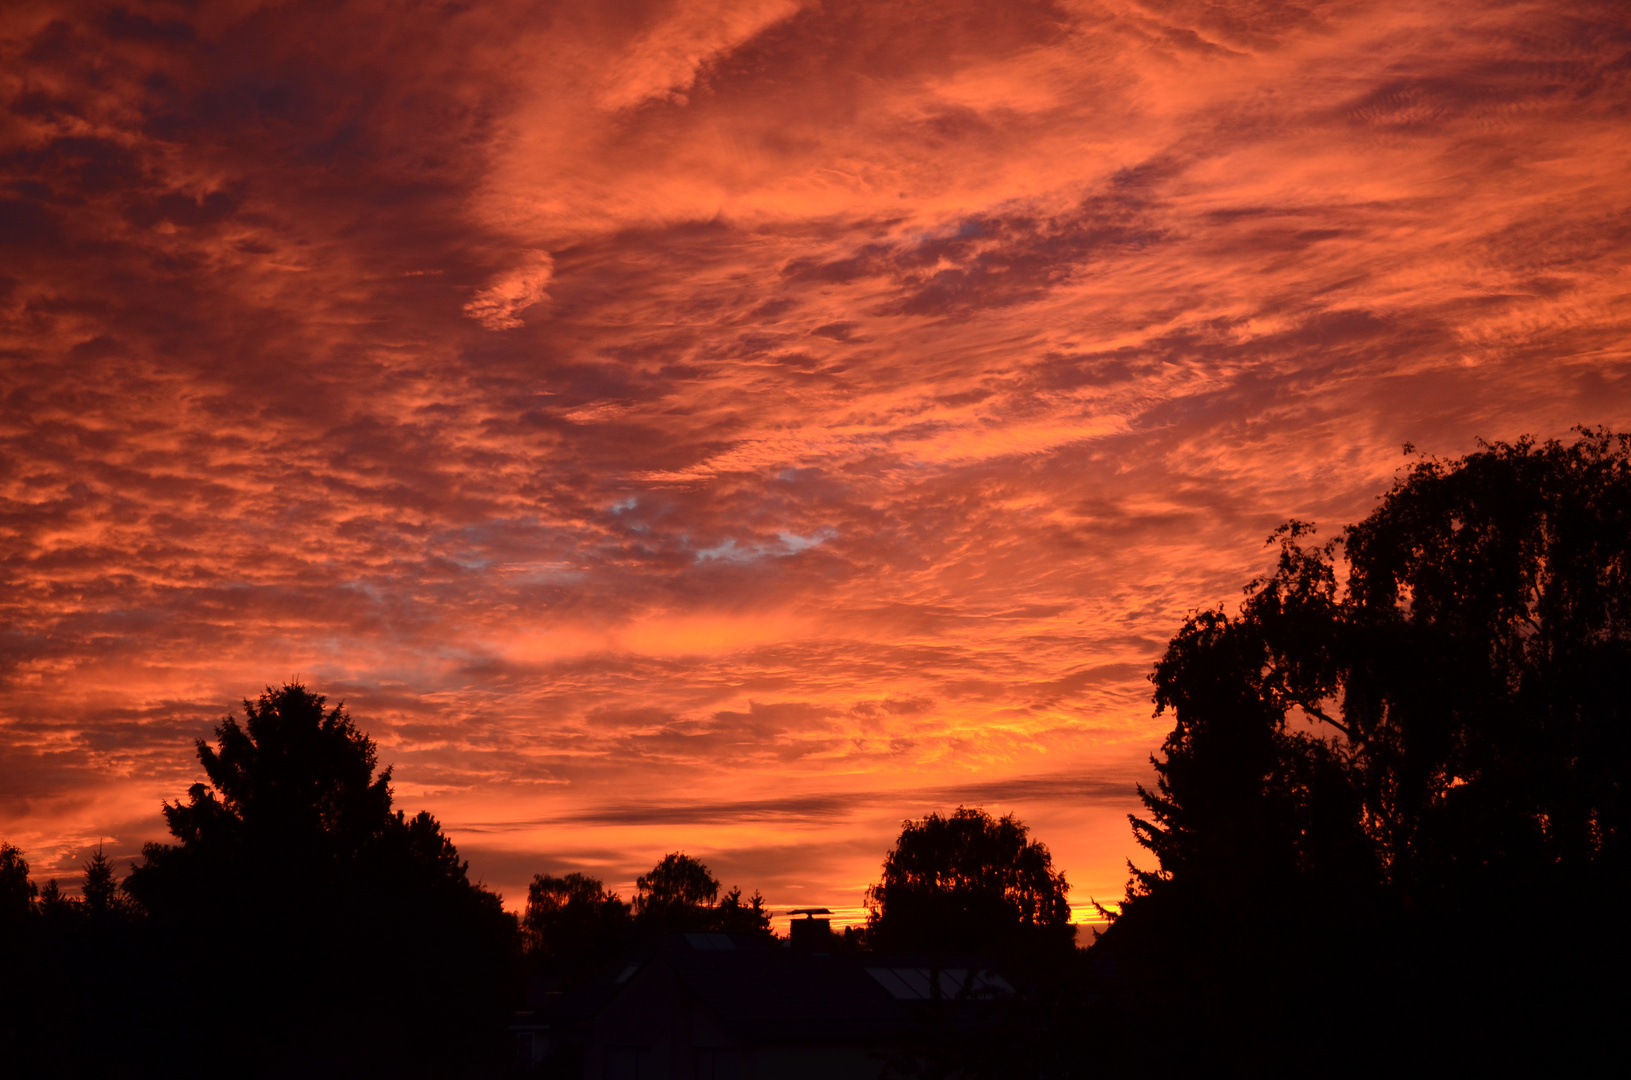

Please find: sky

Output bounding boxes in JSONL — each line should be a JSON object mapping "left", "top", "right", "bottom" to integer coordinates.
{"left": 3, "top": 0, "right": 1629, "bottom": 932}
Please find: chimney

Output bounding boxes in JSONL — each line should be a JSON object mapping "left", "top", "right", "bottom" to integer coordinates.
{"left": 787, "top": 908, "right": 833, "bottom": 952}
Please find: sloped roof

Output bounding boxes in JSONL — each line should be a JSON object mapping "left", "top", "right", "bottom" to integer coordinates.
{"left": 648, "top": 934, "right": 1008, "bottom": 1045}
{"left": 863, "top": 965, "right": 1013, "bottom": 1001}
{"left": 662, "top": 936, "right": 911, "bottom": 1044}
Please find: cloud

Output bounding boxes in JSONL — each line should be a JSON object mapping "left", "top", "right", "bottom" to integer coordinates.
{"left": 482, "top": 771, "right": 1141, "bottom": 828}
{"left": 464, "top": 250, "right": 555, "bottom": 329}
{"left": 595, "top": 0, "right": 806, "bottom": 111}
{"left": 2, "top": 0, "right": 1629, "bottom": 913}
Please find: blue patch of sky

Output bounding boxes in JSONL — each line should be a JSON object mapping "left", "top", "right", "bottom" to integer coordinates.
{"left": 692, "top": 528, "right": 837, "bottom": 563}
{"left": 427, "top": 519, "right": 588, "bottom": 582}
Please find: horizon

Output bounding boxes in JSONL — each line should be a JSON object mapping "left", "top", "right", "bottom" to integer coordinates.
{"left": 4, "top": 0, "right": 1630, "bottom": 937}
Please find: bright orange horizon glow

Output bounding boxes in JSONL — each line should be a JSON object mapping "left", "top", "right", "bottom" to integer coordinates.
{"left": 3, "top": 0, "right": 1629, "bottom": 938}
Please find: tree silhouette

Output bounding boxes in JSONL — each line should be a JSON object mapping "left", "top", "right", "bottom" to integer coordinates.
{"left": 636, "top": 851, "right": 719, "bottom": 911}
{"left": 524, "top": 871, "right": 631, "bottom": 981}
{"left": 126, "top": 682, "right": 516, "bottom": 1078}
{"left": 867, "top": 806, "right": 1071, "bottom": 955}
{"left": 134, "top": 681, "right": 392, "bottom": 883}
{"left": 36, "top": 877, "right": 69, "bottom": 916}
{"left": 0, "top": 843, "right": 40, "bottom": 1073}
{"left": 79, "top": 845, "right": 134, "bottom": 919}
{"left": 0, "top": 840, "right": 150, "bottom": 1075}
{"left": 1131, "top": 430, "right": 1631, "bottom": 904}
{"left": 633, "top": 851, "right": 720, "bottom": 932}
{"left": 1096, "top": 429, "right": 1631, "bottom": 1073}
{"left": 713, "top": 884, "right": 774, "bottom": 936}
{"left": 621, "top": 852, "right": 774, "bottom": 938}
{"left": 0, "top": 842, "right": 35, "bottom": 924}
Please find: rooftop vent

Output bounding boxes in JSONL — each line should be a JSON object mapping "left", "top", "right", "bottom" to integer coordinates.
{"left": 786, "top": 908, "right": 833, "bottom": 951}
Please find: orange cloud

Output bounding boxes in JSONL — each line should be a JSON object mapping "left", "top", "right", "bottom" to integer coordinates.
{"left": 2, "top": 0, "right": 1628, "bottom": 916}
{"left": 464, "top": 250, "right": 555, "bottom": 329}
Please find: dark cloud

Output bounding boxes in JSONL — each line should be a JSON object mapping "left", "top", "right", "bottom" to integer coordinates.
{"left": 455, "top": 771, "right": 1138, "bottom": 836}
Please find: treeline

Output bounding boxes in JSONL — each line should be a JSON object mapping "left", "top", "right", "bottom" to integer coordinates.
{"left": 0, "top": 823, "right": 781, "bottom": 1075}
{"left": 0, "top": 685, "right": 789, "bottom": 1077}
{"left": 0, "top": 685, "right": 1077, "bottom": 1079}
{"left": 5, "top": 429, "right": 1628, "bottom": 1077}
{"left": 1, "top": 686, "right": 515, "bottom": 1077}
{"left": 520, "top": 853, "right": 774, "bottom": 989}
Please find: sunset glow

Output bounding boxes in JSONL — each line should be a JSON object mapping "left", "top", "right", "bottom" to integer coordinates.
{"left": 3, "top": 0, "right": 1629, "bottom": 933}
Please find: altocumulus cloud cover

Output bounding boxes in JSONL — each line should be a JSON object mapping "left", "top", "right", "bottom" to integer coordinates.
{"left": 2, "top": 0, "right": 1629, "bottom": 923}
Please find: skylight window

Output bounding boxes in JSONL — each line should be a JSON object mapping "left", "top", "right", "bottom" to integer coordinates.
{"left": 864, "top": 967, "right": 1012, "bottom": 1000}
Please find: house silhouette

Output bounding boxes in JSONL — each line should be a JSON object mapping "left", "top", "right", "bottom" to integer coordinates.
{"left": 523, "top": 928, "right": 1013, "bottom": 1079}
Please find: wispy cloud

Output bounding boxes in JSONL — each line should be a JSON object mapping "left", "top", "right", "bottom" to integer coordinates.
{"left": 2, "top": 0, "right": 1628, "bottom": 908}
{"left": 464, "top": 250, "right": 555, "bottom": 330}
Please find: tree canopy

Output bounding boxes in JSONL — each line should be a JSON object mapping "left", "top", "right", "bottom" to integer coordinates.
{"left": 631, "top": 852, "right": 772, "bottom": 937}
{"left": 635, "top": 851, "right": 720, "bottom": 915}
{"left": 867, "top": 806, "right": 1071, "bottom": 954}
{"left": 524, "top": 871, "right": 632, "bottom": 981}
{"left": 0, "top": 842, "right": 36, "bottom": 925}
{"left": 153, "top": 680, "right": 392, "bottom": 858}
{"left": 78, "top": 845, "right": 133, "bottom": 919}
{"left": 522, "top": 852, "right": 773, "bottom": 990}
{"left": 1098, "top": 429, "right": 1631, "bottom": 1072}
{"left": 1130, "top": 428, "right": 1631, "bottom": 907}
{"left": 125, "top": 683, "right": 516, "bottom": 1078}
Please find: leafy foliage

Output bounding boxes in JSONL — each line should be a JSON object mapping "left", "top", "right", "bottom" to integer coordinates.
{"left": 1100, "top": 429, "right": 1631, "bottom": 1072}
{"left": 1131, "top": 429, "right": 1631, "bottom": 902}
{"left": 635, "top": 851, "right": 720, "bottom": 914}
{"left": 1, "top": 842, "right": 156, "bottom": 1075}
{"left": 0, "top": 842, "right": 36, "bottom": 924}
{"left": 136, "top": 682, "right": 393, "bottom": 879}
{"left": 867, "top": 806, "right": 1071, "bottom": 954}
{"left": 124, "top": 683, "right": 517, "bottom": 1077}
{"left": 524, "top": 871, "right": 632, "bottom": 980}
{"left": 79, "top": 846, "right": 135, "bottom": 919}
{"left": 712, "top": 884, "right": 774, "bottom": 935}
{"left": 629, "top": 852, "right": 773, "bottom": 938}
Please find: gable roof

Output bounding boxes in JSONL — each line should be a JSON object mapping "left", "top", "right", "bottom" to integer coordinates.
{"left": 661, "top": 936, "right": 912, "bottom": 1044}
{"left": 603, "top": 933, "right": 1012, "bottom": 1046}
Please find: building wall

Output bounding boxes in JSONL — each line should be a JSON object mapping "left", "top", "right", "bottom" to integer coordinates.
{"left": 588, "top": 963, "right": 679, "bottom": 1080}
{"left": 748, "top": 1043, "right": 889, "bottom": 1080}
{"left": 586, "top": 960, "right": 892, "bottom": 1080}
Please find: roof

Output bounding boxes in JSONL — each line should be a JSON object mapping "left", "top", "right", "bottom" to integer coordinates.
{"left": 863, "top": 965, "right": 1012, "bottom": 1001}
{"left": 605, "top": 933, "right": 1012, "bottom": 1046}
{"left": 664, "top": 935, "right": 911, "bottom": 1044}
